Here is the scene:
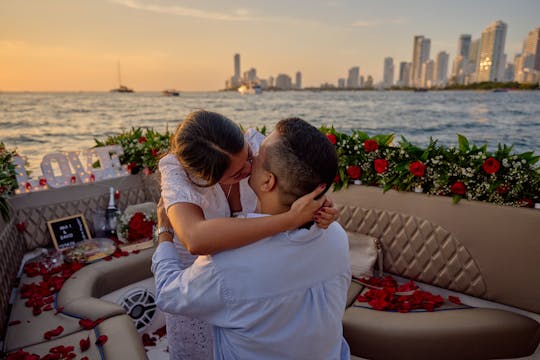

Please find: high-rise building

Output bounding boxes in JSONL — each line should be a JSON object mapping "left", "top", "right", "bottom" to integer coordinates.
{"left": 476, "top": 20, "right": 507, "bottom": 82}
{"left": 268, "top": 76, "right": 274, "bottom": 88}
{"left": 421, "top": 60, "right": 435, "bottom": 87}
{"left": 451, "top": 34, "right": 472, "bottom": 83}
{"left": 398, "top": 62, "right": 411, "bottom": 87}
{"left": 466, "top": 38, "right": 481, "bottom": 82}
{"left": 275, "top": 74, "right": 292, "bottom": 90}
{"left": 243, "top": 68, "right": 257, "bottom": 83}
{"left": 522, "top": 27, "right": 540, "bottom": 71}
{"left": 435, "top": 51, "right": 449, "bottom": 86}
{"left": 458, "top": 34, "right": 472, "bottom": 58}
{"left": 365, "top": 75, "right": 374, "bottom": 88}
{"left": 338, "top": 78, "right": 345, "bottom": 88}
{"left": 411, "top": 36, "right": 431, "bottom": 87}
{"left": 295, "top": 71, "right": 302, "bottom": 89}
{"left": 504, "top": 63, "right": 515, "bottom": 82}
{"left": 347, "top": 67, "right": 360, "bottom": 88}
{"left": 383, "top": 57, "right": 394, "bottom": 88}
{"left": 234, "top": 54, "right": 240, "bottom": 79}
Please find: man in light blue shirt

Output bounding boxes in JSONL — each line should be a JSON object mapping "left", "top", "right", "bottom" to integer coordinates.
{"left": 152, "top": 118, "right": 351, "bottom": 359}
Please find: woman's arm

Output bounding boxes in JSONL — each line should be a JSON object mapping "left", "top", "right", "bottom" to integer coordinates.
{"left": 161, "top": 185, "right": 327, "bottom": 255}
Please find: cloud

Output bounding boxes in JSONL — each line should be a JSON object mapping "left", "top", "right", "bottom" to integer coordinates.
{"left": 110, "top": 0, "right": 253, "bottom": 21}
{"left": 109, "top": 0, "right": 323, "bottom": 26}
{"left": 351, "top": 18, "right": 409, "bottom": 28}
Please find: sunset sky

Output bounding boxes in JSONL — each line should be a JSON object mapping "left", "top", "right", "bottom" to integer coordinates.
{"left": 1, "top": 0, "right": 539, "bottom": 91}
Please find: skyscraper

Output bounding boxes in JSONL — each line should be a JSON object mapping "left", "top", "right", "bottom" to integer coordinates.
{"left": 458, "top": 34, "right": 472, "bottom": 58}
{"left": 398, "top": 62, "right": 411, "bottom": 87}
{"left": 347, "top": 67, "right": 360, "bottom": 88}
{"left": 275, "top": 74, "right": 292, "bottom": 90}
{"left": 435, "top": 51, "right": 449, "bottom": 86}
{"left": 522, "top": 27, "right": 540, "bottom": 72}
{"left": 476, "top": 20, "right": 507, "bottom": 82}
{"left": 295, "top": 71, "right": 302, "bottom": 89}
{"left": 411, "top": 36, "right": 431, "bottom": 87}
{"left": 451, "top": 34, "right": 472, "bottom": 83}
{"left": 234, "top": 54, "right": 240, "bottom": 80}
{"left": 420, "top": 59, "right": 434, "bottom": 87}
{"left": 383, "top": 57, "right": 394, "bottom": 88}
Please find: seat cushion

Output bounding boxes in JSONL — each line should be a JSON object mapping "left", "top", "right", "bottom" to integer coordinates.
{"left": 6, "top": 315, "right": 146, "bottom": 360}
{"left": 343, "top": 306, "right": 540, "bottom": 360}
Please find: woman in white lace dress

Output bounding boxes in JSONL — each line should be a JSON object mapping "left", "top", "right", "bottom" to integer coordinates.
{"left": 159, "top": 110, "right": 337, "bottom": 359}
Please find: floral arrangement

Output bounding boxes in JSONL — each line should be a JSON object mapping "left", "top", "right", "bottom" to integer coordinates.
{"left": 321, "top": 126, "right": 540, "bottom": 207}
{"left": 94, "top": 127, "right": 171, "bottom": 175}
{"left": 0, "top": 142, "right": 19, "bottom": 221}
{"left": 117, "top": 202, "right": 157, "bottom": 243}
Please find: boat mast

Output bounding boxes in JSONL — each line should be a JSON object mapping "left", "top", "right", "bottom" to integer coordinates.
{"left": 117, "top": 62, "right": 123, "bottom": 87}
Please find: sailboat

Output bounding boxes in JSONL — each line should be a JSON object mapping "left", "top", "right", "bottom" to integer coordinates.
{"left": 110, "top": 62, "right": 134, "bottom": 93}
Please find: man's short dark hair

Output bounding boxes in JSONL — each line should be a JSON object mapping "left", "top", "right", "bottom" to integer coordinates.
{"left": 263, "top": 118, "right": 338, "bottom": 206}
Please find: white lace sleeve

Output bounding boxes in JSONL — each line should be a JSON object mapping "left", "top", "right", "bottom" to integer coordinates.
{"left": 159, "top": 154, "right": 204, "bottom": 210}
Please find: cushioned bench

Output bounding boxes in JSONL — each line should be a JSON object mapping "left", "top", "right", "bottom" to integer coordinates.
{"left": 344, "top": 284, "right": 540, "bottom": 360}
{"left": 4, "top": 248, "right": 153, "bottom": 358}
{"left": 333, "top": 185, "right": 540, "bottom": 359}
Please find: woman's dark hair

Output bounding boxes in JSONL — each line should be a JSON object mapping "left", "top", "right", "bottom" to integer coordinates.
{"left": 170, "top": 110, "right": 244, "bottom": 187}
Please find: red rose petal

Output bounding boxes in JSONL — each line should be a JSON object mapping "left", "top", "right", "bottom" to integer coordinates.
{"left": 80, "top": 336, "right": 91, "bottom": 351}
{"left": 448, "top": 295, "right": 462, "bottom": 305}
{"left": 8, "top": 320, "right": 21, "bottom": 326}
{"left": 43, "top": 325, "right": 64, "bottom": 340}
{"left": 95, "top": 334, "right": 108, "bottom": 345}
{"left": 153, "top": 325, "right": 167, "bottom": 338}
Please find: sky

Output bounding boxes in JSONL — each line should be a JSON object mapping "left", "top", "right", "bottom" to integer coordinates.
{"left": 1, "top": 0, "right": 539, "bottom": 91}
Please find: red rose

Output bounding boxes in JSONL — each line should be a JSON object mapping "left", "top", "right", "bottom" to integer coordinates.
{"left": 450, "top": 181, "right": 466, "bottom": 195}
{"left": 138, "top": 136, "right": 147, "bottom": 143}
{"left": 482, "top": 157, "right": 500, "bottom": 174}
{"left": 39, "top": 178, "right": 47, "bottom": 186}
{"left": 16, "top": 222, "right": 26, "bottom": 233}
{"left": 518, "top": 198, "right": 534, "bottom": 208}
{"left": 0, "top": 185, "right": 6, "bottom": 194}
{"left": 374, "top": 159, "right": 388, "bottom": 173}
{"left": 496, "top": 184, "right": 509, "bottom": 195}
{"left": 151, "top": 148, "right": 159, "bottom": 157}
{"left": 333, "top": 174, "right": 340, "bottom": 183}
{"left": 346, "top": 165, "right": 361, "bottom": 180}
{"left": 128, "top": 212, "right": 156, "bottom": 242}
{"left": 409, "top": 161, "right": 425, "bottom": 177}
{"left": 326, "top": 133, "right": 337, "bottom": 145}
{"left": 364, "top": 139, "right": 379, "bottom": 152}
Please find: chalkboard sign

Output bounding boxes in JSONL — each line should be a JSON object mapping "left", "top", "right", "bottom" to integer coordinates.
{"left": 47, "top": 214, "right": 91, "bottom": 249}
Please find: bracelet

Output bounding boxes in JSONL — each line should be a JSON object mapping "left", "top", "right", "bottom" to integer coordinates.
{"left": 156, "top": 226, "right": 174, "bottom": 236}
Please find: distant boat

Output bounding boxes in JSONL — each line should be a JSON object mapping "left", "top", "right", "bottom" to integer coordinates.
{"left": 110, "top": 62, "right": 134, "bottom": 93}
{"left": 111, "top": 85, "right": 134, "bottom": 93}
{"left": 238, "top": 83, "right": 262, "bottom": 95}
{"left": 161, "top": 89, "right": 180, "bottom": 96}
{"left": 492, "top": 88, "right": 509, "bottom": 93}
{"left": 413, "top": 88, "right": 428, "bottom": 92}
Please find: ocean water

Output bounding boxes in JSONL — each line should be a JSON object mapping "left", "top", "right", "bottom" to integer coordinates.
{"left": 1, "top": 90, "right": 539, "bottom": 174}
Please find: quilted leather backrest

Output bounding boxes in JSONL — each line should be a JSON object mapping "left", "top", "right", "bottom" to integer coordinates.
{"left": 331, "top": 185, "right": 540, "bottom": 314}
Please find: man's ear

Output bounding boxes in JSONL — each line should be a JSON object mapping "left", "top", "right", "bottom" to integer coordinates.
{"left": 261, "top": 171, "right": 277, "bottom": 193}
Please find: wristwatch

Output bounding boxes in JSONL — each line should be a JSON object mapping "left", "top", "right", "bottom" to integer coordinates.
{"left": 156, "top": 226, "right": 174, "bottom": 237}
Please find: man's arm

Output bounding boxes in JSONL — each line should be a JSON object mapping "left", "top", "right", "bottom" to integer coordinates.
{"left": 151, "top": 240, "right": 226, "bottom": 322}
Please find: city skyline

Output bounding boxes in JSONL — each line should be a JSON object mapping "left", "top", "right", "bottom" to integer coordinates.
{"left": 1, "top": 0, "right": 539, "bottom": 91}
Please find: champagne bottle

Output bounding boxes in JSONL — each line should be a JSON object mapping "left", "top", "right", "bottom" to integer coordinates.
{"left": 105, "top": 187, "right": 119, "bottom": 236}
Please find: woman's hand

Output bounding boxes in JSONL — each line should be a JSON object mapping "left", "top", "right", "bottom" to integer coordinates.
{"left": 287, "top": 185, "right": 327, "bottom": 228}
{"left": 314, "top": 198, "right": 340, "bottom": 229}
